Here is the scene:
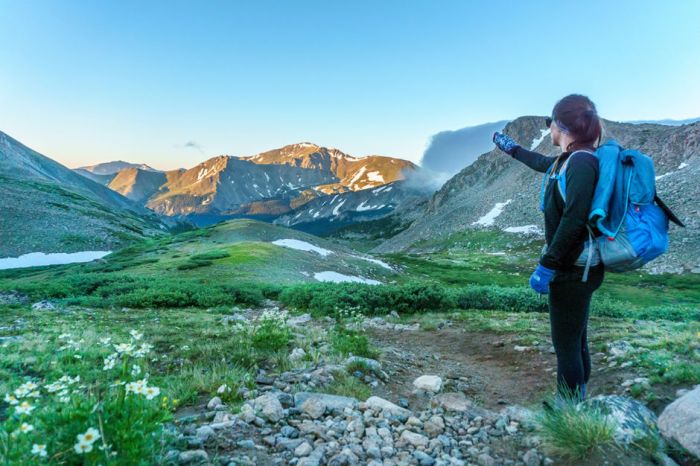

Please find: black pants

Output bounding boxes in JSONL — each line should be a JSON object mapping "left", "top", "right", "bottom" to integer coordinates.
{"left": 548, "top": 264, "right": 604, "bottom": 398}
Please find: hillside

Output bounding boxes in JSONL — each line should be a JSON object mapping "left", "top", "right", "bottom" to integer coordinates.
{"left": 0, "top": 131, "right": 167, "bottom": 257}
{"left": 373, "top": 117, "right": 700, "bottom": 274}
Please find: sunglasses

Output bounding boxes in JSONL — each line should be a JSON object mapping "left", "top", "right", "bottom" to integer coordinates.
{"left": 545, "top": 117, "right": 569, "bottom": 133}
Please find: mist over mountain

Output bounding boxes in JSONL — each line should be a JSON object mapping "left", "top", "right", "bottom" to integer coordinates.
{"left": 419, "top": 120, "right": 509, "bottom": 181}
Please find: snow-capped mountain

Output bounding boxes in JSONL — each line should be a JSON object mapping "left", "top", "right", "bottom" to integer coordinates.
{"left": 75, "top": 142, "right": 424, "bottom": 228}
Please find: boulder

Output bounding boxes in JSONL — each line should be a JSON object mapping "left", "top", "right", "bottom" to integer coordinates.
{"left": 400, "top": 430, "right": 429, "bottom": 448}
{"left": 413, "top": 375, "right": 443, "bottom": 393}
{"left": 658, "top": 385, "right": 700, "bottom": 458}
{"left": 581, "top": 395, "right": 659, "bottom": 446}
{"left": 294, "top": 392, "right": 359, "bottom": 415}
{"left": 178, "top": 449, "right": 209, "bottom": 464}
{"left": 365, "top": 396, "right": 411, "bottom": 419}
{"left": 253, "top": 393, "right": 285, "bottom": 422}
{"left": 432, "top": 392, "right": 471, "bottom": 412}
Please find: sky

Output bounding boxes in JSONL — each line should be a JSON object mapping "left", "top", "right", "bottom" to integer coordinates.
{"left": 1, "top": 0, "right": 699, "bottom": 170}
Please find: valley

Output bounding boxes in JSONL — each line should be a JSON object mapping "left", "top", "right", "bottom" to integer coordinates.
{"left": 1, "top": 122, "right": 699, "bottom": 465}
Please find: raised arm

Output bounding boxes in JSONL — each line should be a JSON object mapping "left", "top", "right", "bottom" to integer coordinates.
{"left": 511, "top": 146, "right": 556, "bottom": 173}
{"left": 493, "top": 132, "right": 556, "bottom": 173}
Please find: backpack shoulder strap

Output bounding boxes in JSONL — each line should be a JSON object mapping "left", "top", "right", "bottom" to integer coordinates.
{"left": 556, "top": 150, "right": 595, "bottom": 202}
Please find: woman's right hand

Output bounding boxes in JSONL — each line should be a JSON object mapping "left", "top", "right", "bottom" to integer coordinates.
{"left": 493, "top": 132, "right": 520, "bottom": 155}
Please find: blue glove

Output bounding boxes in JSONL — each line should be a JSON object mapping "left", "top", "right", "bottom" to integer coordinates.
{"left": 492, "top": 132, "right": 520, "bottom": 155}
{"left": 529, "top": 264, "right": 555, "bottom": 294}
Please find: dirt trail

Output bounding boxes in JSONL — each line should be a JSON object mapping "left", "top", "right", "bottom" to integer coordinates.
{"left": 367, "top": 326, "right": 632, "bottom": 411}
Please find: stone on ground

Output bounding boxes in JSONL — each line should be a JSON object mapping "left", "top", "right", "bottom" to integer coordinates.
{"left": 658, "top": 385, "right": 700, "bottom": 458}
{"left": 413, "top": 375, "right": 443, "bottom": 393}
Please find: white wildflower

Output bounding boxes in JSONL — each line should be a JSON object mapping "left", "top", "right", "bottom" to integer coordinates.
{"left": 144, "top": 385, "right": 160, "bottom": 400}
{"left": 114, "top": 343, "right": 135, "bottom": 354}
{"left": 74, "top": 440, "right": 93, "bottom": 454}
{"left": 15, "top": 401, "right": 34, "bottom": 415}
{"left": 78, "top": 427, "right": 101, "bottom": 444}
{"left": 129, "top": 329, "right": 143, "bottom": 340}
{"left": 130, "top": 364, "right": 141, "bottom": 376}
{"left": 19, "top": 422, "right": 34, "bottom": 434}
{"left": 4, "top": 393, "right": 19, "bottom": 405}
{"left": 99, "top": 337, "right": 112, "bottom": 345}
{"left": 31, "top": 443, "right": 47, "bottom": 457}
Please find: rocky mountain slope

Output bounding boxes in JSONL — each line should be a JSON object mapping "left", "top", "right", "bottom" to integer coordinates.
{"left": 75, "top": 142, "right": 424, "bottom": 229}
{"left": 374, "top": 117, "right": 700, "bottom": 274}
{"left": 0, "top": 131, "right": 167, "bottom": 257}
{"left": 273, "top": 180, "right": 432, "bottom": 235}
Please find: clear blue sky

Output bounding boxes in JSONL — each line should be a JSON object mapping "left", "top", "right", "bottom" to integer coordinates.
{"left": 1, "top": 0, "right": 699, "bottom": 169}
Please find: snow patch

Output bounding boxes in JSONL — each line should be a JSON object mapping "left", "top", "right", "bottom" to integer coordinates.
{"left": 530, "top": 129, "right": 551, "bottom": 150}
{"left": 332, "top": 199, "right": 346, "bottom": 216}
{"left": 349, "top": 166, "right": 367, "bottom": 187}
{"left": 678, "top": 162, "right": 688, "bottom": 169}
{"left": 366, "top": 171, "right": 384, "bottom": 183}
{"left": 356, "top": 200, "right": 375, "bottom": 212}
{"left": 271, "top": 239, "right": 333, "bottom": 257}
{"left": 372, "top": 185, "right": 387, "bottom": 194}
{"left": 503, "top": 225, "right": 542, "bottom": 235}
{"left": 313, "top": 271, "right": 381, "bottom": 285}
{"left": 196, "top": 168, "right": 209, "bottom": 181}
{"left": 472, "top": 200, "right": 512, "bottom": 227}
{"left": 350, "top": 255, "right": 394, "bottom": 270}
{"left": 0, "top": 251, "right": 112, "bottom": 270}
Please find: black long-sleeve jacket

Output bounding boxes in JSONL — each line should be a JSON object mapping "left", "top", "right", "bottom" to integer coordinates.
{"left": 511, "top": 146, "right": 599, "bottom": 270}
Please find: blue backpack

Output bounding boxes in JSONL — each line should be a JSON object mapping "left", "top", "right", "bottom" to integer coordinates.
{"left": 540, "top": 139, "right": 684, "bottom": 276}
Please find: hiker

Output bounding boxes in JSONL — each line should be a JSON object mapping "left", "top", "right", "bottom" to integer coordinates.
{"left": 492, "top": 94, "right": 604, "bottom": 403}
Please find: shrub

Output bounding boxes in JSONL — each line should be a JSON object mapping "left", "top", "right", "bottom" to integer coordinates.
{"left": 331, "top": 327, "right": 378, "bottom": 359}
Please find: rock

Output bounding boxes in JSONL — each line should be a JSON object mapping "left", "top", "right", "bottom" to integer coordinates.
{"left": 206, "top": 396, "right": 222, "bottom": 410}
{"left": 290, "top": 347, "right": 306, "bottom": 362}
{"left": 345, "top": 356, "right": 389, "bottom": 381}
{"left": 31, "top": 300, "right": 56, "bottom": 311}
{"left": 388, "top": 311, "right": 400, "bottom": 319}
{"left": 607, "top": 340, "right": 632, "bottom": 357}
{"left": 301, "top": 397, "right": 326, "bottom": 419}
{"left": 424, "top": 415, "right": 445, "bottom": 437}
{"left": 295, "top": 392, "right": 359, "bottom": 415}
{"left": 195, "top": 425, "right": 214, "bottom": 442}
{"left": 658, "top": 385, "right": 700, "bottom": 458}
{"left": 433, "top": 392, "right": 471, "bottom": 412}
{"left": 581, "top": 395, "right": 659, "bottom": 447}
{"left": 178, "top": 449, "right": 209, "bottom": 464}
{"left": 239, "top": 403, "right": 256, "bottom": 423}
{"left": 294, "top": 441, "right": 313, "bottom": 457}
{"left": 523, "top": 448, "right": 540, "bottom": 466}
{"left": 400, "top": 430, "right": 429, "bottom": 448}
{"left": 253, "top": 393, "right": 285, "bottom": 422}
{"left": 365, "top": 396, "right": 411, "bottom": 419}
{"left": 413, "top": 450, "right": 436, "bottom": 465}
{"left": 477, "top": 453, "right": 495, "bottom": 466}
{"left": 288, "top": 313, "right": 313, "bottom": 327}
{"left": 500, "top": 405, "right": 536, "bottom": 430}
{"left": 413, "top": 375, "right": 443, "bottom": 393}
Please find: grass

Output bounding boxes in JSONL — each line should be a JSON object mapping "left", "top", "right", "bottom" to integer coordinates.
{"left": 537, "top": 398, "right": 619, "bottom": 461}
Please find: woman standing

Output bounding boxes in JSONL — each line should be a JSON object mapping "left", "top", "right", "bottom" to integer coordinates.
{"left": 492, "top": 94, "right": 605, "bottom": 403}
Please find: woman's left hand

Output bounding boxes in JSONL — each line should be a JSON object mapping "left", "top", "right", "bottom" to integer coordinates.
{"left": 529, "top": 264, "right": 555, "bottom": 294}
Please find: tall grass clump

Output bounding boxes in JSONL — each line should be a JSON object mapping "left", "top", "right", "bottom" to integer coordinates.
{"left": 537, "top": 399, "right": 618, "bottom": 461}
